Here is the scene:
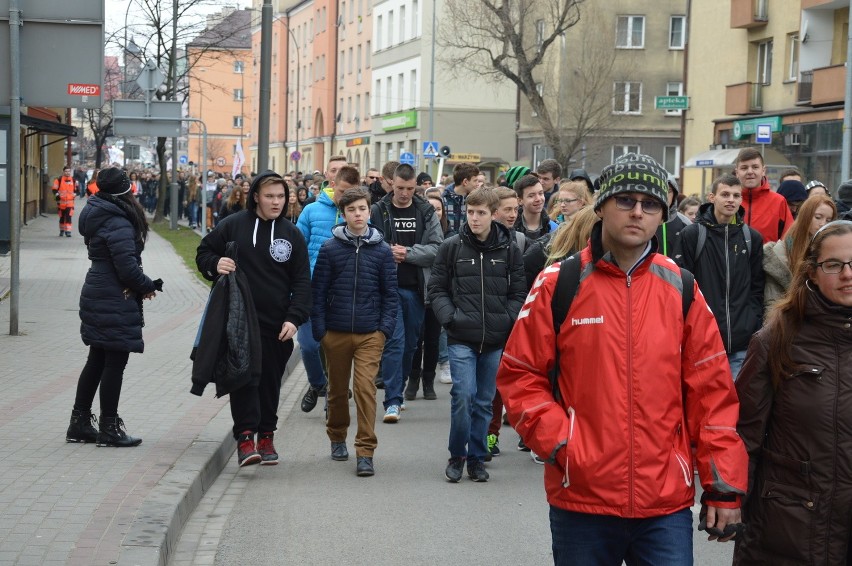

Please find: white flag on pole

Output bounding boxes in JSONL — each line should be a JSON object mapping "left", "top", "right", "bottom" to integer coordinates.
{"left": 232, "top": 140, "right": 245, "bottom": 178}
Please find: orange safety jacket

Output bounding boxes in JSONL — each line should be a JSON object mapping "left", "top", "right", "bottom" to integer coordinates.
{"left": 497, "top": 234, "right": 748, "bottom": 519}
{"left": 87, "top": 180, "right": 99, "bottom": 196}
{"left": 53, "top": 175, "right": 76, "bottom": 209}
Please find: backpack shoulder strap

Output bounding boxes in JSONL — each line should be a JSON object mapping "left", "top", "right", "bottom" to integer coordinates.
{"left": 680, "top": 267, "right": 694, "bottom": 321}
{"left": 694, "top": 223, "right": 707, "bottom": 261}
{"left": 742, "top": 224, "right": 752, "bottom": 255}
{"left": 515, "top": 231, "right": 526, "bottom": 253}
{"left": 551, "top": 252, "right": 583, "bottom": 336}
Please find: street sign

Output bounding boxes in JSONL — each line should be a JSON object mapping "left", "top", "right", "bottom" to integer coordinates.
{"left": 732, "top": 115, "right": 782, "bottom": 139}
{"left": 112, "top": 100, "right": 183, "bottom": 137}
{"left": 291, "top": 150, "right": 302, "bottom": 162}
{"left": 136, "top": 61, "right": 166, "bottom": 97}
{"left": 756, "top": 124, "right": 772, "bottom": 144}
{"left": 448, "top": 153, "right": 481, "bottom": 163}
{"left": 215, "top": 157, "right": 226, "bottom": 167}
{"left": 179, "top": 155, "right": 188, "bottom": 165}
{"left": 654, "top": 96, "right": 689, "bottom": 110}
{"left": 422, "top": 142, "right": 439, "bottom": 157}
{"left": 695, "top": 159, "right": 714, "bottom": 167}
{"left": 400, "top": 151, "right": 416, "bottom": 166}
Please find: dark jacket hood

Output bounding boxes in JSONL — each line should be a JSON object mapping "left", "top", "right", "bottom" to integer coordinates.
{"left": 331, "top": 223, "right": 385, "bottom": 245}
{"left": 79, "top": 195, "right": 130, "bottom": 239}
{"left": 247, "top": 170, "right": 287, "bottom": 212}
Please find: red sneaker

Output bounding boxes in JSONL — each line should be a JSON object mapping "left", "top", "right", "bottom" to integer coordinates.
{"left": 237, "top": 431, "right": 261, "bottom": 467}
{"left": 257, "top": 432, "right": 278, "bottom": 465}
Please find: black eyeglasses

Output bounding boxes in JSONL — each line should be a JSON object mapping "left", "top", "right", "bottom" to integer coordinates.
{"left": 817, "top": 260, "right": 852, "bottom": 274}
{"left": 613, "top": 195, "right": 663, "bottom": 214}
{"left": 558, "top": 198, "right": 580, "bottom": 205}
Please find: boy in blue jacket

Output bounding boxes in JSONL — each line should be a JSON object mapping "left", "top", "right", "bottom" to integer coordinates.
{"left": 311, "top": 187, "right": 399, "bottom": 477}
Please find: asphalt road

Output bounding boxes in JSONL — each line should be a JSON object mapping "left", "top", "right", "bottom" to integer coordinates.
{"left": 172, "top": 370, "right": 735, "bottom": 565}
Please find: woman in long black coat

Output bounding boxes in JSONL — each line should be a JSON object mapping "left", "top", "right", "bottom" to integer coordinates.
{"left": 66, "top": 167, "right": 162, "bottom": 447}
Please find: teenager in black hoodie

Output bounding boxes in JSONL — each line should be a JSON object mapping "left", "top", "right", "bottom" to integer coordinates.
{"left": 196, "top": 170, "right": 312, "bottom": 467}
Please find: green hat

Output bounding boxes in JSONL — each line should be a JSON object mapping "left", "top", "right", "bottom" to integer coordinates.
{"left": 505, "top": 166, "right": 530, "bottom": 190}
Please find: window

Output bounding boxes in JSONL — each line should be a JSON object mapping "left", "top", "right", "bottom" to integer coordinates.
{"left": 612, "top": 145, "right": 640, "bottom": 161}
{"left": 355, "top": 94, "right": 361, "bottom": 121}
{"left": 410, "top": 70, "right": 417, "bottom": 107}
{"left": 365, "top": 92, "right": 370, "bottom": 118}
{"left": 400, "top": 6, "right": 406, "bottom": 43}
{"left": 388, "top": 10, "right": 394, "bottom": 46}
{"left": 340, "top": 50, "right": 345, "bottom": 80}
{"left": 349, "top": 0, "right": 354, "bottom": 22}
{"left": 413, "top": 0, "right": 419, "bottom": 37}
{"left": 756, "top": 40, "right": 773, "bottom": 85}
{"left": 233, "top": 116, "right": 243, "bottom": 128}
{"left": 669, "top": 16, "right": 685, "bottom": 49}
{"left": 233, "top": 88, "right": 243, "bottom": 101}
{"left": 665, "top": 81, "right": 683, "bottom": 116}
{"left": 663, "top": 146, "right": 681, "bottom": 176}
{"left": 347, "top": 97, "right": 352, "bottom": 122}
{"left": 375, "top": 79, "right": 382, "bottom": 113}
{"left": 366, "top": 41, "right": 371, "bottom": 67}
{"left": 613, "top": 81, "right": 642, "bottom": 114}
{"left": 398, "top": 72, "right": 404, "bottom": 111}
{"left": 377, "top": 16, "right": 383, "bottom": 49}
{"left": 616, "top": 15, "right": 644, "bottom": 49}
{"left": 233, "top": 61, "right": 244, "bottom": 73}
{"left": 535, "top": 19, "right": 545, "bottom": 51}
{"left": 357, "top": 45, "right": 362, "bottom": 83}
{"left": 787, "top": 34, "right": 799, "bottom": 82}
{"left": 386, "top": 77, "right": 393, "bottom": 112}
{"left": 348, "top": 48, "right": 353, "bottom": 74}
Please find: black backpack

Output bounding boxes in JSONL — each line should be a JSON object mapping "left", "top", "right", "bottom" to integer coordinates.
{"left": 547, "top": 252, "right": 695, "bottom": 400}
{"left": 693, "top": 223, "right": 752, "bottom": 261}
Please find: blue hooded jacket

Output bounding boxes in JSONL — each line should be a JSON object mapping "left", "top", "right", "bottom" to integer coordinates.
{"left": 296, "top": 188, "right": 341, "bottom": 273}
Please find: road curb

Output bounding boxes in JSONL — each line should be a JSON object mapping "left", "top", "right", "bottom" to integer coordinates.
{"left": 117, "top": 345, "right": 303, "bottom": 566}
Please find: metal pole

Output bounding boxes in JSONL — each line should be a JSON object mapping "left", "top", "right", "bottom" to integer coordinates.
{"left": 841, "top": 0, "right": 852, "bottom": 186}
{"left": 169, "top": 0, "right": 179, "bottom": 229}
{"left": 427, "top": 0, "right": 436, "bottom": 176}
{"left": 257, "top": 0, "right": 272, "bottom": 171}
{"left": 294, "top": 30, "right": 299, "bottom": 172}
{"left": 123, "top": 0, "right": 132, "bottom": 167}
{"left": 9, "top": 0, "right": 21, "bottom": 335}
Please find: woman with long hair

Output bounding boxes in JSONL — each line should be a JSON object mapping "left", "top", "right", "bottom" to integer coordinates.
{"left": 218, "top": 181, "right": 248, "bottom": 220}
{"left": 763, "top": 194, "right": 837, "bottom": 309}
{"left": 285, "top": 187, "right": 302, "bottom": 223}
{"left": 66, "top": 167, "right": 162, "bottom": 447}
{"left": 185, "top": 174, "right": 199, "bottom": 229}
{"left": 554, "top": 180, "right": 593, "bottom": 224}
{"left": 522, "top": 206, "right": 599, "bottom": 288}
{"left": 735, "top": 220, "right": 852, "bottom": 564}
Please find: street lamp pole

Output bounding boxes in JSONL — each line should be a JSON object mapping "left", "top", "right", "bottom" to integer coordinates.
{"left": 122, "top": 0, "right": 133, "bottom": 167}
{"left": 257, "top": 0, "right": 272, "bottom": 171}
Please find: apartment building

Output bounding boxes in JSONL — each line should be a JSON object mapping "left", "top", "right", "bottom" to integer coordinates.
{"left": 187, "top": 8, "right": 253, "bottom": 177}
{"left": 370, "top": 0, "right": 515, "bottom": 179}
{"left": 334, "top": 0, "right": 374, "bottom": 167}
{"left": 685, "top": 0, "right": 848, "bottom": 195}
{"left": 518, "top": 1, "right": 686, "bottom": 179}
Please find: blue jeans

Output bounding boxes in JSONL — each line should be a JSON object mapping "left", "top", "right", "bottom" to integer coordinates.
{"left": 727, "top": 350, "right": 747, "bottom": 381}
{"left": 550, "top": 506, "right": 693, "bottom": 566}
{"left": 447, "top": 344, "right": 501, "bottom": 461}
{"left": 297, "top": 321, "right": 327, "bottom": 390}
{"left": 381, "top": 287, "right": 425, "bottom": 408}
{"left": 186, "top": 201, "right": 199, "bottom": 226}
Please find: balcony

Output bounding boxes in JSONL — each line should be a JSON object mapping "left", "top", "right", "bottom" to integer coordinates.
{"left": 797, "top": 70, "right": 813, "bottom": 104}
{"left": 731, "top": 0, "right": 768, "bottom": 29}
{"left": 726, "top": 82, "right": 763, "bottom": 115}
{"left": 811, "top": 64, "right": 846, "bottom": 106}
{"left": 801, "top": 0, "right": 835, "bottom": 8}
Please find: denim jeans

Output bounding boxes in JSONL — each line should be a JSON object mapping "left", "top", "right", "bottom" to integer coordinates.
{"left": 727, "top": 350, "right": 747, "bottom": 382}
{"left": 186, "top": 201, "right": 199, "bottom": 226}
{"left": 297, "top": 320, "right": 327, "bottom": 390}
{"left": 380, "top": 287, "right": 425, "bottom": 408}
{"left": 447, "top": 344, "right": 501, "bottom": 461}
{"left": 549, "top": 506, "right": 693, "bottom": 566}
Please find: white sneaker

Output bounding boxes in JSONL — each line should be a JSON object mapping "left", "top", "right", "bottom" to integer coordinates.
{"left": 438, "top": 362, "right": 452, "bottom": 384}
{"left": 531, "top": 451, "right": 545, "bottom": 465}
{"left": 383, "top": 405, "right": 401, "bottom": 423}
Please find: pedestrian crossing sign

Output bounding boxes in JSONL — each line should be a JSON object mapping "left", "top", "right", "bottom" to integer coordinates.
{"left": 423, "top": 141, "right": 439, "bottom": 157}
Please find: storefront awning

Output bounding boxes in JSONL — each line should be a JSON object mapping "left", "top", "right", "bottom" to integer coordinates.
{"left": 21, "top": 114, "right": 76, "bottom": 137}
{"left": 684, "top": 148, "right": 789, "bottom": 169}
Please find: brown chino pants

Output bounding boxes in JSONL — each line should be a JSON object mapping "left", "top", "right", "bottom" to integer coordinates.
{"left": 322, "top": 330, "right": 385, "bottom": 457}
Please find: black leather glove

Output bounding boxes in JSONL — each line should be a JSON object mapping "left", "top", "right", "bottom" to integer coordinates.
{"left": 697, "top": 504, "right": 745, "bottom": 538}
{"left": 153, "top": 278, "right": 164, "bottom": 292}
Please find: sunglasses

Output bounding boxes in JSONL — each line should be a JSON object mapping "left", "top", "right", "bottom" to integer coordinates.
{"left": 613, "top": 195, "right": 663, "bottom": 214}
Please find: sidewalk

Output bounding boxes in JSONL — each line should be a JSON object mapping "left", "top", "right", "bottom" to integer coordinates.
{"left": 0, "top": 200, "right": 302, "bottom": 566}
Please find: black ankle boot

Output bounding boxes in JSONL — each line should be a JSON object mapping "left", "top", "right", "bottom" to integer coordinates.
{"left": 404, "top": 371, "right": 421, "bottom": 401}
{"left": 422, "top": 374, "right": 437, "bottom": 400}
{"left": 97, "top": 416, "right": 142, "bottom": 447}
{"left": 66, "top": 409, "right": 98, "bottom": 443}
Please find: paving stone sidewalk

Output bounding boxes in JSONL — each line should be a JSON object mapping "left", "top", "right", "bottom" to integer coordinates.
{"left": 0, "top": 201, "right": 301, "bottom": 566}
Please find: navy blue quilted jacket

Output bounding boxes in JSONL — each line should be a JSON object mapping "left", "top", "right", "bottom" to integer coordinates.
{"left": 311, "top": 224, "right": 399, "bottom": 340}
{"left": 78, "top": 196, "right": 157, "bottom": 353}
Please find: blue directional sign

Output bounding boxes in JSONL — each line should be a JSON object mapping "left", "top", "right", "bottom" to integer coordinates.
{"left": 422, "top": 141, "right": 439, "bottom": 157}
{"left": 179, "top": 155, "right": 188, "bottom": 165}
{"left": 756, "top": 124, "right": 772, "bottom": 144}
{"left": 400, "top": 151, "right": 416, "bottom": 166}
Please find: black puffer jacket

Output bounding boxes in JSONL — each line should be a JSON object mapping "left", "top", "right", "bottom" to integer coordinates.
{"left": 427, "top": 222, "right": 527, "bottom": 352}
{"left": 677, "top": 203, "right": 764, "bottom": 353}
{"left": 735, "top": 291, "right": 852, "bottom": 565}
{"left": 78, "top": 195, "right": 157, "bottom": 353}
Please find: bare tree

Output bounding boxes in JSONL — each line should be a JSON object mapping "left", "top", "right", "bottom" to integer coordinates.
{"left": 439, "top": 0, "right": 587, "bottom": 169}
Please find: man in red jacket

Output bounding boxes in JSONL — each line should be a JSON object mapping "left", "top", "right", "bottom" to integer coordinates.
{"left": 498, "top": 153, "right": 748, "bottom": 564}
{"left": 735, "top": 147, "right": 794, "bottom": 242}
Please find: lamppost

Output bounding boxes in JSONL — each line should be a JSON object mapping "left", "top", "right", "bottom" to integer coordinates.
{"left": 288, "top": 25, "right": 301, "bottom": 171}
{"left": 122, "top": 0, "right": 134, "bottom": 167}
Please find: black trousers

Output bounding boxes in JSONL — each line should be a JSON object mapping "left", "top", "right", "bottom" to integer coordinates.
{"left": 229, "top": 335, "right": 294, "bottom": 438}
{"left": 73, "top": 346, "right": 130, "bottom": 418}
{"left": 410, "top": 307, "right": 441, "bottom": 380}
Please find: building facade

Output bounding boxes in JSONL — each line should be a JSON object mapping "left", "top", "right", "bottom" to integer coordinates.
{"left": 518, "top": 0, "right": 686, "bottom": 180}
